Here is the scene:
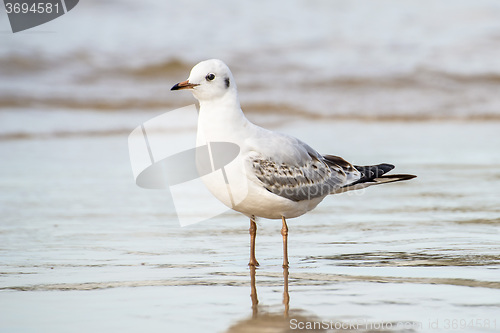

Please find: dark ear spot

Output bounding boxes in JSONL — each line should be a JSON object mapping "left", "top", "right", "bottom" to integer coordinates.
{"left": 225, "top": 77, "right": 230, "bottom": 88}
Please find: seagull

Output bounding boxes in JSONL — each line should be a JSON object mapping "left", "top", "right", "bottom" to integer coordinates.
{"left": 171, "top": 59, "right": 416, "bottom": 268}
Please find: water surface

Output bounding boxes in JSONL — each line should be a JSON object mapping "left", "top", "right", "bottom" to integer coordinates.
{"left": 1, "top": 120, "right": 498, "bottom": 332}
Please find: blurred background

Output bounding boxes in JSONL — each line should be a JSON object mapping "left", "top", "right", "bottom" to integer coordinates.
{"left": 1, "top": 1, "right": 499, "bottom": 332}
{"left": 2, "top": 0, "right": 500, "bottom": 139}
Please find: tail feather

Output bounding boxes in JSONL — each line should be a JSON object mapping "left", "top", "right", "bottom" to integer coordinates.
{"left": 332, "top": 163, "right": 416, "bottom": 194}
{"left": 351, "top": 163, "right": 395, "bottom": 184}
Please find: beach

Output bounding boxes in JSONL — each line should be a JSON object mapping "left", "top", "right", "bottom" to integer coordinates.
{"left": 1, "top": 118, "right": 499, "bottom": 332}
{"left": 1, "top": 0, "right": 500, "bottom": 332}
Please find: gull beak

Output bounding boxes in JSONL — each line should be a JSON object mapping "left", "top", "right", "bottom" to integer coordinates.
{"left": 171, "top": 80, "right": 199, "bottom": 91}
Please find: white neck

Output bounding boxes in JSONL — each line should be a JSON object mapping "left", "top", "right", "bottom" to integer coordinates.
{"left": 196, "top": 91, "right": 255, "bottom": 145}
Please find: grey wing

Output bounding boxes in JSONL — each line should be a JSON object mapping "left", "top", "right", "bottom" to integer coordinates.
{"left": 249, "top": 141, "right": 358, "bottom": 202}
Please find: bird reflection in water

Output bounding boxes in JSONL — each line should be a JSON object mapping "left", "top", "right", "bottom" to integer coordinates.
{"left": 249, "top": 265, "right": 290, "bottom": 319}
{"left": 225, "top": 266, "right": 322, "bottom": 333}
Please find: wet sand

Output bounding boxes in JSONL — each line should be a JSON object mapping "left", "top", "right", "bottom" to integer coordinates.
{"left": 0, "top": 119, "right": 499, "bottom": 332}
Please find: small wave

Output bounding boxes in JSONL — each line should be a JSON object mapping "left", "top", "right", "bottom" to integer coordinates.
{"left": 0, "top": 53, "right": 55, "bottom": 76}
{"left": 431, "top": 70, "right": 500, "bottom": 84}
{"left": 306, "top": 68, "right": 500, "bottom": 88}
{"left": 76, "top": 57, "right": 194, "bottom": 83}
{"left": 245, "top": 103, "right": 500, "bottom": 122}
{"left": 3, "top": 273, "right": 499, "bottom": 291}
{"left": 0, "top": 95, "right": 180, "bottom": 110}
{"left": 0, "top": 107, "right": 198, "bottom": 141}
{"left": 304, "top": 252, "right": 500, "bottom": 267}
{"left": 0, "top": 278, "right": 249, "bottom": 291}
{"left": 120, "top": 58, "right": 192, "bottom": 79}
{"left": 0, "top": 51, "right": 191, "bottom": 80}
{"left": 0, "top": 129, "right": 132, "bottom": 141}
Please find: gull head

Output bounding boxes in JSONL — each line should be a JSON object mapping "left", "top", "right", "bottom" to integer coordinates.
{"left": 171, "top": 59, "right": 237, "bottom": 102}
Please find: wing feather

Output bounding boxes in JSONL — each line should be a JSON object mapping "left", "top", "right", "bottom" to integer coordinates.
{"left": 248, "top": 144, "right": 357, "bottom": 202}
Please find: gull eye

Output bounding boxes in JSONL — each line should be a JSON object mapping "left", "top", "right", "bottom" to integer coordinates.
{"left": 205, "top": 73, "right": 216, "bottom": 81}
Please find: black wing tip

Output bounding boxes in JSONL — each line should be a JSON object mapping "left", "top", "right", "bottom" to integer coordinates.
{"left": 352, "top": 164, "right": 416, "bottom": 185}
{"left": 353, "top": 163, "right": 395, "bottom": 179}
{"left": 378, "top": 163, "right": 395, "bottom": 173}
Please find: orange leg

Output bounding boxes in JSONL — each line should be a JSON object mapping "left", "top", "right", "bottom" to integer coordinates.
{"left": 249, "top": 217, "right": 260, "bottom": 267}
{"left": 281, "top": 216, "right": 289, "bottom": 268}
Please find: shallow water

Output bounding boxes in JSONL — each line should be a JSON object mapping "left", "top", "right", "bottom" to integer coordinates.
{"left": 2, "top": 1, "right": 500, "bottom": 331}
{"left": 0, "top": 120, "right": 499, "bottom": 332}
